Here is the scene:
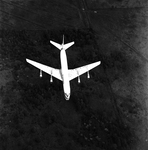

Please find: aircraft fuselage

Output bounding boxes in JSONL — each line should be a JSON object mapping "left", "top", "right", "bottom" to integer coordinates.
{"left": 60, "top": 48, "right": 70, "bottom": 100}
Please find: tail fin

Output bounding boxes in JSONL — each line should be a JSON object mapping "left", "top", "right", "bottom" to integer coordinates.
{"left": 62, "top": 35, "right": 74, "bottom": 50}
{"left": 50, "top": 35, "right": 74, "bottom": 50}
{"left": 62, "top": 35, "right": 64, "bottom": 45}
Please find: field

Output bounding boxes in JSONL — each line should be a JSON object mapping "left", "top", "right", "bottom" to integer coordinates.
{"left": 0, "top": 0, "right": 148, "bottom": 150}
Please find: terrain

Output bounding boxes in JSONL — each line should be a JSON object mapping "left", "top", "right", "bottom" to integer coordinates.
{"left": 0, "top": 0, "right": 148, "bottom": 150}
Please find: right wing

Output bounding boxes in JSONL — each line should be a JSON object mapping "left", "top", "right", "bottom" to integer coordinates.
{"left": 68, "top": 61, "right": 101, "bottom": 81}
{"left": 26, "top": 59, "right": 62, "bottom": 81}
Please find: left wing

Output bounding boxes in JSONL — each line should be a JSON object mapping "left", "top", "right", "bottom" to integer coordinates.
{"left": 26, "top": 59, "right": 62, "bottom": 81}
{"left": 68, "top": 61, "right": 101, "bottom": 81}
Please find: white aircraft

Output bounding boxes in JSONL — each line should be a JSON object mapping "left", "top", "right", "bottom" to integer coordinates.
{"left": 26, "top": 35, "right": 101, "bottom": 100}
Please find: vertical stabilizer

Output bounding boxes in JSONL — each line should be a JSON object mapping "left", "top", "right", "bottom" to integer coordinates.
{"left": 62, "top": 35, "right": 64, "bottom": 45}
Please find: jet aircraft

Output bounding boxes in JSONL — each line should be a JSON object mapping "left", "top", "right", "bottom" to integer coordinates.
{"left": 26, "top": 35, "right": 101, "bottom": 100}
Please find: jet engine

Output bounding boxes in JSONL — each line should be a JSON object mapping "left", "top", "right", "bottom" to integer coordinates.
{"left": 87, "top": 71, "right": 90, "bottom": 78}
{"left": 50, "top": 70, "right": 53, "bottom": 82}
{"left": 78, "top": 76, "right": 80, "bottom": 83}
{"left": 40, "top": 70, "right": 42, "bottom": 77}
{"left": 50, "top": 75, "right": 53, "bottom": 82}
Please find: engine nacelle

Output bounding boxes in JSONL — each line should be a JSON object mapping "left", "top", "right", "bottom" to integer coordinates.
{"left": 78, "top": 76, "right": 80, "bottom": 83}
{"left": 87, "top": 71, "right": 90, "bottom": 79}
{"left": 40, "top": 70, "right": 42, "bottom": 78}
{"left": 50, "top": 75, "right": 53, "bottom": 82}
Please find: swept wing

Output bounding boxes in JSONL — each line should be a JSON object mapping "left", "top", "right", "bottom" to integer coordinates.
{"left": 68, "top": 61, "right": 101, "bottom": 81}
{"left": 26, "top": 59, "right": 62, "bottom": 81}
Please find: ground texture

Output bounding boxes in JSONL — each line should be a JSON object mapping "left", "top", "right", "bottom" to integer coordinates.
{"left": 0, "top": 0, "right": 148, "bottom": 150}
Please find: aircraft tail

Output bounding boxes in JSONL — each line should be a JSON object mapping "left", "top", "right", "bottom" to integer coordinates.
{"left": 50, "top": 35, "right": 74, "bottom": 50}
{"left": 62, "top": 34, "right": 75, "bottom": 50}
{"left": 63, "top": 42, "right": 74, "bottom": 50}
{"left": 50, "top": 41, "right": 62, "bottom": 50}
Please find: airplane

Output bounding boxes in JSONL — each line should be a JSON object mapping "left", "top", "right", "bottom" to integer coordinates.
{"left": 26, "top": 35, "right": 101, "bottom": 100}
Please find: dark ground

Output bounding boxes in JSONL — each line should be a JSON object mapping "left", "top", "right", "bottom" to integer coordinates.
{"left": 0, "top": 0, "right": 148, "bottom": 150}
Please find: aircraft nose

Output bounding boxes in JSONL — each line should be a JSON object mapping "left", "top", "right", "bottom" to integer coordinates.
{"left": 64, "top": 93, "right": 70, "bottom": 100}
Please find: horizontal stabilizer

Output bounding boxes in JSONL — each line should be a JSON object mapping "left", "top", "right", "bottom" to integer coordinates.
{"left": 50, "top": 41, "right": 62, "bottom": 50}
{"left": 50, "top": 40, "right": 74, "bottom": 50}
{"left": 63, "top": 42, "right": 74, "bottom": 50}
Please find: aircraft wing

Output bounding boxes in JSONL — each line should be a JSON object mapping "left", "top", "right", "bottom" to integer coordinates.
{"left": 26, "top": 59, "right": 62, "bottom": 81}
{"left": 68, "top": 61, "right": 101, "bottom": 81}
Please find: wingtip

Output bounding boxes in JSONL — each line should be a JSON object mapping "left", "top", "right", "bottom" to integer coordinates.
{"left": 26, "top": 58, "right": 31, "bottom": 63}
{"left": 96, "top": 61, "right": 101, "bottom": 65}
{"left": 49, "top": 40, "right": 53, "bottom": 44}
